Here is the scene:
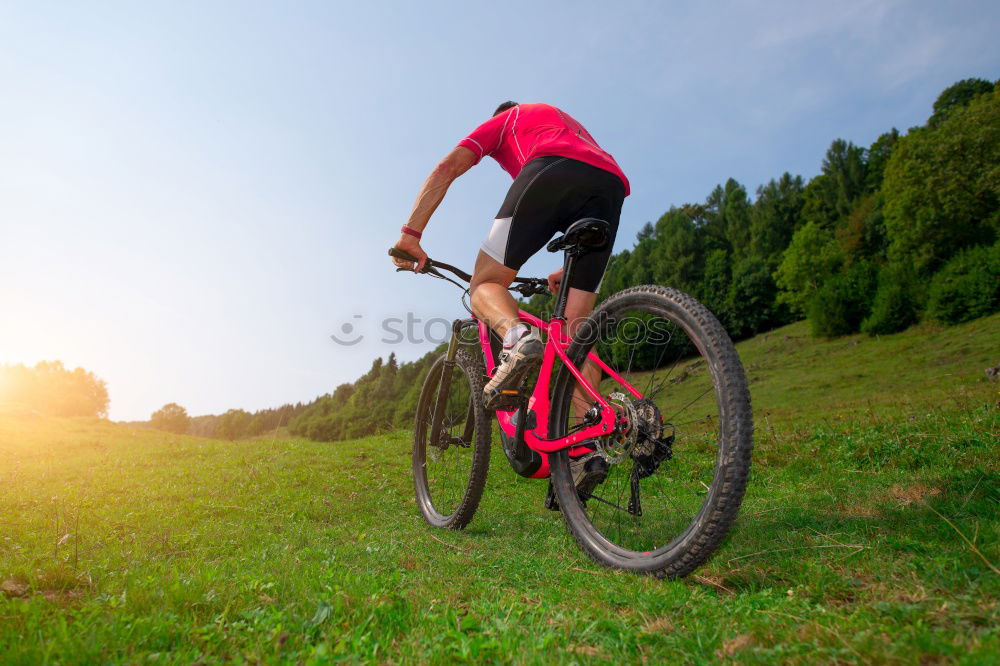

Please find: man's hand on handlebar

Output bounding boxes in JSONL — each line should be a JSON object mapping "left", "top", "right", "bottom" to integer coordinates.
{"left": 511, "top": 280, "right": 549, "bottom": 297}
{"left": 388, "top": 246, "right": 546, "bottom": 295}
{"left": 547, "top": 267, "right": 563, "bottom": 295}
{"left": 391, "top": 234, "right": 428, "bottom": 273}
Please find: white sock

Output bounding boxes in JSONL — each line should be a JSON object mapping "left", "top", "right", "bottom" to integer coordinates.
{"left": 502, "top": 324, "right": 528, "bottom": 348}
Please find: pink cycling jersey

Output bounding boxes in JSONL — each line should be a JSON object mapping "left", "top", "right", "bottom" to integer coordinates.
{"left": 458, "top": 103, "right": 630, "bottom": 195}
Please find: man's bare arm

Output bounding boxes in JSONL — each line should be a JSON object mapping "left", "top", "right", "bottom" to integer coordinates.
{"left": 404, "top": 146, "right": 477, "bottom": 232}
{"left": 391, "top": 146, "right": 477, "bottom": 272}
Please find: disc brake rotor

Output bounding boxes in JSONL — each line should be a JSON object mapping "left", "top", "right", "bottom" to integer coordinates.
{"left": 596, "top": 392, "right": 637, "bottom": 464}
{"left": 597, "top": 394, "right": 670, "bottom": 466}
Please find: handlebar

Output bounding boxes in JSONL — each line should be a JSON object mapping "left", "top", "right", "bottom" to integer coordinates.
{"left": 389, "top": 247, "right": 472, "bottom": 281}
{"left": 388, "top": 247, "right": 550, "bottom": 297}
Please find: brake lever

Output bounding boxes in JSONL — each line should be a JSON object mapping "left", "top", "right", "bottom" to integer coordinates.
{"left": 513, "top": 283, "right": 544, "bottom": 297}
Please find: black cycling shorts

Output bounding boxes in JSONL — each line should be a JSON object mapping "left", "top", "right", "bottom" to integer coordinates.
{"left": 481, "top": 156, "right": 625, "bottom": 293}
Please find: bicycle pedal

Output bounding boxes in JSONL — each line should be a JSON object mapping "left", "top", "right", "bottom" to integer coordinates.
{"left": 484, "top": 388, "right": 523, "bottom": 412}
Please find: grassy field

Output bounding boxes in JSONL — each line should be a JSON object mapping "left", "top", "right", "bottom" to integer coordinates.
{"left": 1, "top": 315, "right": 998, "bottom": 664}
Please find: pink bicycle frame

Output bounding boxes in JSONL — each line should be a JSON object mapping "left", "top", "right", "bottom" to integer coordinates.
{"left": 478, "top": 310, "right": 644, "bottom": 479}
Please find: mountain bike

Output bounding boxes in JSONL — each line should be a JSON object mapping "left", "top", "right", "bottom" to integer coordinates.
{"left": 389, "top": 218, "right": 753, "bottom": 577}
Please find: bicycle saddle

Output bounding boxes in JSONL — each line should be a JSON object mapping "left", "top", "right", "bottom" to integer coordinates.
{"left": 546, "top": 217, "right": 611, "bottom": 254}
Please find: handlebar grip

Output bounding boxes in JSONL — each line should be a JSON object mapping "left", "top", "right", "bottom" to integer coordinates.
{"left": 388, "top": 247, "right": 420, "bottom": 263}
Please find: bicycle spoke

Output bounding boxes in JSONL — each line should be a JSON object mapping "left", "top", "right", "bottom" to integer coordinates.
{"left": 671, "top": 415, "right": 716, "bottom": 428}
{"left": 642, "top": 339, "right": 670, "bottom": 396}
{"left": 586, "top": 492, "right": 630, "bottom": 514}
{"left": 657, "top": 345, "right": 690, "bottom": 387}
{"left": 665, "top": 386, "right": 714, "bottom": 422}
{"left": 625, "top": 341, "right": 637, "bottom": 381}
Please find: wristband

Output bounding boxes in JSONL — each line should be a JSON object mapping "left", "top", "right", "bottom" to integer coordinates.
{"left": 400, "top": 225, "right": 422, "bottom": 240}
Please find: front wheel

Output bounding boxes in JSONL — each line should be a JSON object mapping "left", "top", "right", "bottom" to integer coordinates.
{"left": 549, "top": 285, "right": 753, "bottom": 577}
{"left": 412, "top": 349, "right": 492, "bottom": 529}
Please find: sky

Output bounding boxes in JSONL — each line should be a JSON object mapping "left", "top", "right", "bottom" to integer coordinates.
{"left": 1, "top": 1, "right": 997, "bottom": 421}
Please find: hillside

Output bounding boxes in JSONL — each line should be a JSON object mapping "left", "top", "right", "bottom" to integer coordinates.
{"left": 671, "top": 312, "right": 1000, "bottom": 430}
{"left": 1, "top": 317, "right": 997, "bottom": 663}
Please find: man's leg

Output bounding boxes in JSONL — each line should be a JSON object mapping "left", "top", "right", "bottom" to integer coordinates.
{"left": 565, "top": 288, "right": 601, "bottom": 420}
{"left": 472, "top": 261, "right": 602, "bottom": 416}
{"left": 471, "top": 250, "right": 544, "bottom": 405}
{"left": 564, "top": 288, "right": 597, "bottom": 336}
{"left": 469, "top": 250, "right": 519, "bottom": 337}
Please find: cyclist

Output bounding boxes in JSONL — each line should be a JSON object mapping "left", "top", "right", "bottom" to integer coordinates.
{"left": 391, "top": 101, "right": 629, "bottom": 500}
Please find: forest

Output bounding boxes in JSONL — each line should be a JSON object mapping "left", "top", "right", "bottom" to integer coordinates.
{"left": 145, "top": 78, "right": 999, "bottom": 442}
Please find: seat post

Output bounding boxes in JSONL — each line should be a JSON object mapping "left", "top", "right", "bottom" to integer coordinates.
{"left": 551, "top": 250, "right": 578, "bottom": 321}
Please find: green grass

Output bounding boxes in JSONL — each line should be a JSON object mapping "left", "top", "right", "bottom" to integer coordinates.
{"left": 2, "top": 315, "right": 999, "bottom": 664}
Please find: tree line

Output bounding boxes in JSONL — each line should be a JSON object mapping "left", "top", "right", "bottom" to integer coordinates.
{"left": 145, "top": 352, "right": 440, "bottom": 441}
{"left": 0, "top": 361, "right": 110, "bottom": 418}
{"left": 155, "top": 78, "right": 1000, "bottom": 442}
{"left": 146, "top": 401, "right": 311, "bottom": 440}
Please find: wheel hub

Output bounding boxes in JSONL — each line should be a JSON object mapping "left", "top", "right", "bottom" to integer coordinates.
{"left": 598, "top": 395, "right": 673, "bottom": 473}
{"left": 598, "top": 392, "right": 637, "bottom": 463}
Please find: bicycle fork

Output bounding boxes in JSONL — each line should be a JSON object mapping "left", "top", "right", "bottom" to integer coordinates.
{"left": 429, "top": 320, "right": 476, "bottom": 449}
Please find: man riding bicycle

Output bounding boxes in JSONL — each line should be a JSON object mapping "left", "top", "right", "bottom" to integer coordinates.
{"left": 391, "top": 101, "right": 629, "bottom": 500}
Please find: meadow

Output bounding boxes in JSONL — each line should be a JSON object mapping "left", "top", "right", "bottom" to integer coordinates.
{"left": 1, "top": 315, "right": 998, "bottom": 664}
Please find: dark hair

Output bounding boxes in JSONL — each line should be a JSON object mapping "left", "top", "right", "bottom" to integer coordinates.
{"left": 493, "top": 101, "right": 518, "bottom": 116}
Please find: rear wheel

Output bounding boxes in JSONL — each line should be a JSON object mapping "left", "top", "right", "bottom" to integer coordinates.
{"left": 549, "top": 285, "right": 753, "bottom": 577}
{"left": 412, "top": 350, "right": 491, "bottom": 529}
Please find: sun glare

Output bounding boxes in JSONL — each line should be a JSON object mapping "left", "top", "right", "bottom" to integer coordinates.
{"left": 0, "top": 365, "right": 11, "bottom": 403}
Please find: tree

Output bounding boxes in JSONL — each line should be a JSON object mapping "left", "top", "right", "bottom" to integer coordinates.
{"left": 214, "top": 409, "right": 252, "bottom": 440}
{"left": 807, "top": 262, "right": 878, "bottom": 337}
{"left": 882, "top": 88, "right": 1000, "bottom": 271}
{"left": 700, "top": 249, "right": 731, "bottom": 318}
{"left": 865, "top": 129, "right": 899, "bottom": 193}
{"left": 187, "top": 414, "right": 219, "bottom": 437}
{"left": 861, "top": 263, "right": 923, "bottom": 335}
{"left": 702, "top": 179, "right": 752, "bottom": 256}
{"left": 150, "top": 402, "right": 190, "bottom": 434}
{"left": 650, "top": 208, "right": 706, "bottom": 292}
{"left": 822, "top": 139, "right": 868, "bottom": 220}
{"left": 621, "top": 222, "right": 658, "bottom": 287}
{"left": 750, "top": 173, "right": 805, "bottom": 267}
{"left": 375, "top": 355, "right": 399, "bottom": 403}
{"left": 0, "top": 360, "right": 109, "bottom": 418}
{"left": 837, "top": 194, "right": 887, "bottom": 264}
{"left": 774, "top": 221, "right": 844, "bottom": 315}
{"left": 924, "top": 242, "right": 1000, "bottom": 324}
{"left": 726, "top": 257, "right": 781, "bottom": 338}
{"left": 247, "top": 413, "right": 268, "bottom": 437}
{"left": 597, "top": 249, "right": 632, "bottom": 299}
{"left": 800, "top": 173, "right": 839, "bottom": 230}
{"left": 928, "top": 77, "right": 995, "bottom": 128}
